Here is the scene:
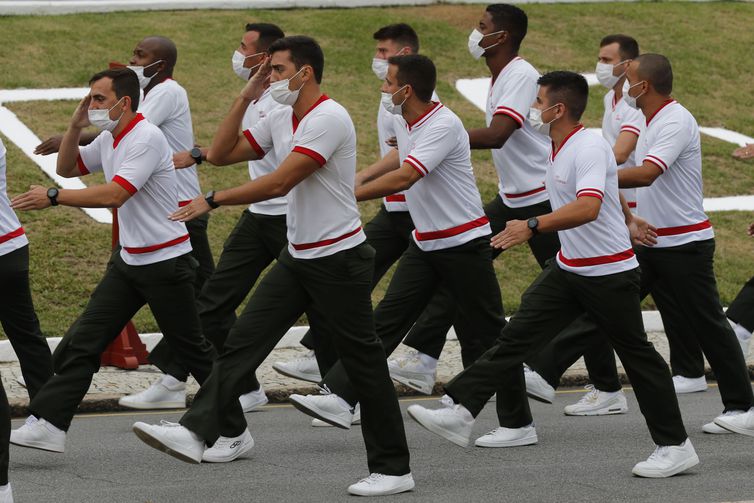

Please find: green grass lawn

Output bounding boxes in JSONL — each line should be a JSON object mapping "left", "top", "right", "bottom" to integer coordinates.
{"left": 1, "top": 3, "right": 753, "bottom": 336}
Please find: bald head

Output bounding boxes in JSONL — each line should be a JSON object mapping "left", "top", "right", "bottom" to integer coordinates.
{"left": 139, "top": 36, "right": 177, "bottom": 71}
{"left": 634, "top": 53, "right": 673, "bottom": 95}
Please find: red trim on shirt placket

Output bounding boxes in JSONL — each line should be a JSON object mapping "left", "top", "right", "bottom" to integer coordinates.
{"left": 292, "top": 94, "right": 330, "bottom": 133}
{"left": 645, "top": 99, "right": 676, "bottom": 126}
{"left": 551, "top": 124, "right": 585, "bottom": 161}
{"left": 113, "top": 113, "right": 145, "bottom": 149}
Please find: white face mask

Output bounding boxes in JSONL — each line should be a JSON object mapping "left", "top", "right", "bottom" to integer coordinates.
{"left": 372, "top": 58, "right": 389, "bottom": 80}
{"left": 467, "top": 29, "right": 505, "bottom": 60}
{"left": 88, "top": 97, "right": 125, "bottom": 132}
{"left": 624, "top": 80, "right": 646, "bottom": 110}
{"left": 595, "top": 60, "right": 627, "bottom": 89}
{"left": 126, "top": 60, "right": 163, "bottom": 89}
{"left": 270, "top": 67, "right": 305, "bottom": 106}
{"left": 232, "top": 50, "right": 264, "bottom": 81}
{"left": 527, "top": 104, "right": 559, "bottom": 136}
{"left": 381, "top": 85, "right": 408, "bottom": 115}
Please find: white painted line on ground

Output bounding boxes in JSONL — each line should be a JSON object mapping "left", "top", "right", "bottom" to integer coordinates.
{"left": 0, "top": 87, "right": 90, "bottom": 104}
{"left": 456, "top": 77, "right": 754, "bottom": 211}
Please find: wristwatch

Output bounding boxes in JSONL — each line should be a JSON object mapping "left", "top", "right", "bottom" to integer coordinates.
{"left": 204, "top": 190, "right": 220, "bottom": 209}
{"left": 527, "top": 217, "right": 539, "bottom": 235}
{"left": 190, "top": 147, "right": 203, "bottom": 165}
{"left": 47, "top": 187, "right": 59, "bottom": 206}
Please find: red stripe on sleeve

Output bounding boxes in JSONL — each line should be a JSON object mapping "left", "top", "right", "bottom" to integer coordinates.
{"left": 292, "top": 146, "right": 326, "bottom": 167}
{"left": 112, "top": 175, "right": 137, "bottom": 195}
{"left": 242, "top": 130, "right": 266, "bottom": 158}
{"left": 76, "top": 155, "right": 89, "bottom": 175}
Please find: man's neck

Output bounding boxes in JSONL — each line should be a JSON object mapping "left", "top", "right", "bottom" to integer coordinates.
{"left": 293, "top": 84, "right": 323, "bottom": 119}
{"left": 612, "top": 75, "right": 627, "bottom": 100}
{"left": 144, "top": 73, "right": 172, "bottom": 96}
{"left": 402, "top": 99, "right": 435, "bottom": 127}
{"left": 486, "top": 50, "right": 518, "bottom": 81}
{"left": 111, "top": 111, "right": 138, "bottom": 140}
{"left": 550, "top": 120, "right": 581, "bottom": 152}
{"left": 640, "top": 93, "right": 673, "bottom": 122}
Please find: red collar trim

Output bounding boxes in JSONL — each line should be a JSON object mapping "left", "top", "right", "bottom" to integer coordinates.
{"left": 407, "top": 101, "right": 443, "bottom": 131}
{"left": 113, "top": 113, "right": 145, "bottom": 149}
{"left": 646, "top": 98, "right": 676, "bottom": 126}
{"left": 551, "top": 124, "right": 585, "bottom": 161}
{"left": 292, "top": 94, "right": 330, "bottom": 133}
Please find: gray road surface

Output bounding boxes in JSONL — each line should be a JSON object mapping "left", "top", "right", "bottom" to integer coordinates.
{"left": 7, "top": 386, "right": 754, "bottom": 503}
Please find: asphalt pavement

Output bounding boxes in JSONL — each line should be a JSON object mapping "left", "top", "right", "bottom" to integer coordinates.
{"left": 7, "top": 385, "right": 754, "bottom": 503}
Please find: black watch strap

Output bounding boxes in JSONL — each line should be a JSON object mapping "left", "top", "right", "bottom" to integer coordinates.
{"left": 205, "top": 190, "right": 220, "bottom": 209}
{"left": 47, "top": 187, "right": 59, "bottom": 206}
{"left": 527, "top": 217, "right": 539, "bottom": 235}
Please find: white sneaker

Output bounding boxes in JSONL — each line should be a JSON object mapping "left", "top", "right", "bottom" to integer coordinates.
{"left": 289, "top": 391, "right": 354, "bottom": 429}
{"left": 524, "top": 365, "right": 555, "bottom": 404}
{"left": 10, "top": 415, "right": 65, "bottom": 453}
{"left": 713, "top": 407, "right": 754, "bottom": 437}
{"left": 631, "top": 439, "right": 699, "bottom": 478}
{"left": 201, "top": 429, "right": 254, "bottom": 463}
{"left": 672, "top": 375, "right": 707, "bottom": 394}
{"left": 388, "top": 350, "right": 437, "bottom": 395}
{"left": 563, "top": 385, "right": 628, "bottom": 416}
{"left": 272, "top": 350, "right": 321, "bottom": 383}
{"left": 118, "top": 374, "right": 186, "bottom": 410}
{"left": 347, "top": 473, "right": 415, "bottom": 496}
{"left": 0, "top": 483, "right": 13, "bottom": 503}
{"left": 132, "top": 420, "right": 205, "bottom": 464}
{"left": 702, "top": 421, "right": 732, "bottom": 434}
{"left": 407, "top": 395, "right": 474, "bottom": 447}
{"left": 239, "top": 386, "right": 268, "bottom": 413}
{"left": 312, "top": 404, "right": 361, "bottom": 427}
{"left": 474, "top": 424, "right": 538, "bottom": 448}
{"left": 733, "top": 323, "right": 752, "bottom": 358}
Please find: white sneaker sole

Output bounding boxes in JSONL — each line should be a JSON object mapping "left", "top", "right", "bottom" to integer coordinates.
{"left": 202, "top": 436, "right": 254, "bottom": 463}
{"left": 132, "top": 424, "right": 201, "bottom": 464}
{"left": 564, "top": 405, "right": 628, "bottom": 416}
{"left": 118, "top": 398, "right": 186, "bottom": 410}
{"left": 311, "top": 417, "right": 361, "bottom": 427}
{"left": 631, "top": 454, "right": 699, "bottom": 478}
{"left": 714, "top": 417, "right": 754, "bottom": 437}
{"left": 475, "top": 432, "right": 538, "bottom": 448}
{"left": 348, "top": 477, "right": 415, "bottom": 496}
{"left": 271, "top": 363, "right": 321, "bottom": 384}
{"left": 674, "top": 382, "right": 708, "bottom": 394}
{"left": 407, "top": 406, "right": 470, "bottom": 448}
{"left": 9, "top": 435, "right": 64, "bottom": 453}
{"left": 389, "top": 371, "right": 434, "bottom": 395}
{"left": 289, "top": 396, "right": 351, "bottom": 430}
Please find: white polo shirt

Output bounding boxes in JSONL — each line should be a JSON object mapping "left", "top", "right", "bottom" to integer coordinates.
{"left": 395, "top": 102, "right": 490, "bottom": 251}
{"left": 487, "top": 57, "right": 550, "bottom": 208}
{"left": 602, "top": 88, "right": 644, "bottom": 208}
{"left": 377, "top": 90, "right": 440, "bottom": 213}
{"left": 77, "top": 114, "right": 192, "bottom": 266}
{"left": 634, "top": 100, "right": 713, "bottom": 248}
{"left": 548, "top": 125, "right": 638, "bottom": 277}
{"left": 139, "top": 78, "right": 201, "bottom": 205}
{"left": 0, "top": 138, "right": 29, "bottom": 257}
{"left": 241, "top": 88, "right": 288, "bottom": 216}
{"left": 244, "top": 95, "right": 365, "bottom": 259}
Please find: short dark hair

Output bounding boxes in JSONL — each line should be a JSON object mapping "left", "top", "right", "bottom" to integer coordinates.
{"left": 89, "top": 68, "right": 140, "bottom": 112}
{"left": 635, "top": 53, "right": 673, "bottom": 95}
{"left": 486, "top": 4, "right": 528, "bottom": 51}
{"left": 600, "top": 34, "right": 639, "bottom": 60}
{"left": 387, "top": 54, "right": 435, "bottom": 103}
{"left": 268, "top": 36, "right": 324, "bottom": 84}
{"left": 373, "top": 23, "right": 419, "bottom": 53}
{"left": 537, "top": 71, "right": 589, "bottom": 121}
{"left": 245, "top": 23, "right": 285, "bottom": 52}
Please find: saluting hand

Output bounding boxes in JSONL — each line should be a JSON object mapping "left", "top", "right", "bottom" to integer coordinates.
{"left": 240, "top": 55, "right": 271, "bottom": 102}
{"left": 491, "top": 219, "right": 532, "bottom": 250}
{"left": 10, "top": 185, "right": 51, "bottom": 210}
{"left": 71, "top": 94, "right": 92, "bottom": 129}
{"left": 628, "top": 215, "right": 658, "bottom": 247}
{"left": 168, "top": 195, "right": 211, "bottom": 222}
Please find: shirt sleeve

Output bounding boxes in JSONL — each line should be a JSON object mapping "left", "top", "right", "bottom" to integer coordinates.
{"left": 574, "top": 147, "right": 609, "bottom": 201}
{"left": 403, "top": 118, "right": 458, "bottom": 177}
{"left": 619, "top": 105, "right": 644, "bottom": 137}
{"left": 243, "top": 112, "right": 275, "bottom": 159}
{"left": 643, "top": 119, "right": 687, "bottom": 173}
{"left": 76, "top": 132, "right": 105, "bottom": 175}
{"left": 291, "top": 114, "right": 349, "bottom": 167}
{"left": 491, "top": 70, "right": 537, "bottom": 128}
{"left": 138, "top": 87, "right": 175, "bottom": 128}
{"left": 111, "top": 141, "right": 163, "bottom": 195}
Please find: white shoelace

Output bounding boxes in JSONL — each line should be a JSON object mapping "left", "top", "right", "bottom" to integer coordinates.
{"left": 24, "top": 415, "right": 38, "bottom": 427}
{"left": 576, "top": 385, "right": 599, "bottom": 404}
{"left": 356, "top": 474, "right": 386, "bottom": 485}
{"left": 158, "top": 420, "right": 182, "bottom": 428}
{"left": 647, "top": 446, "right": 670, "bottom": 462}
